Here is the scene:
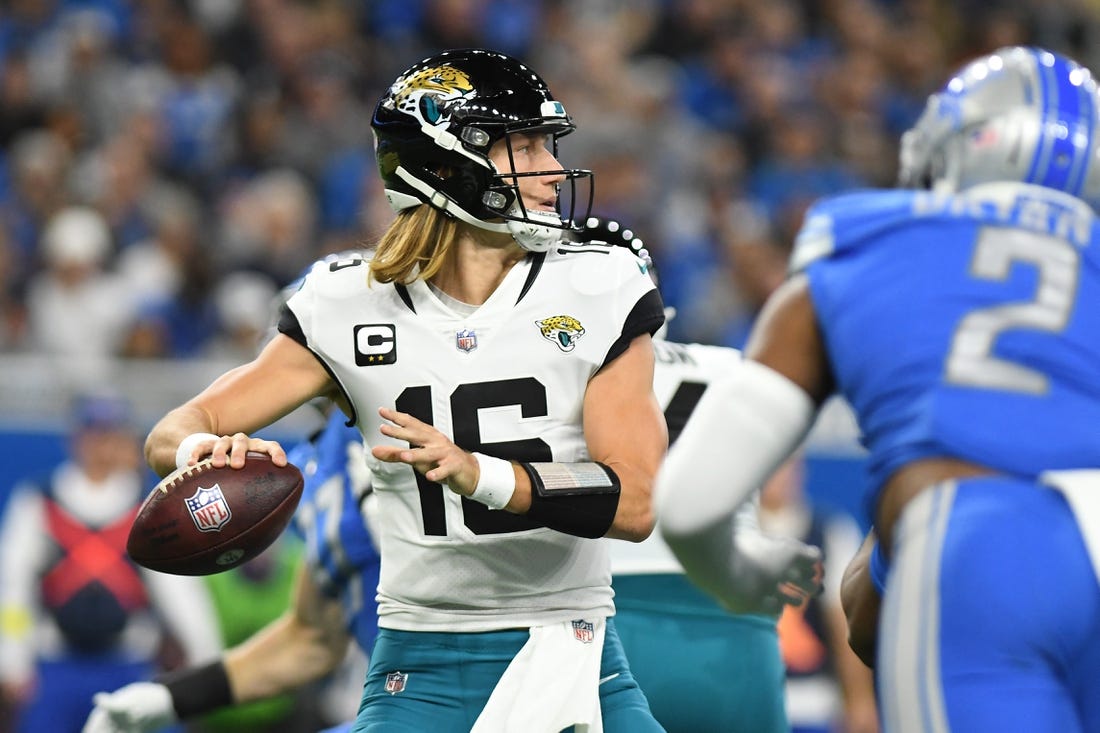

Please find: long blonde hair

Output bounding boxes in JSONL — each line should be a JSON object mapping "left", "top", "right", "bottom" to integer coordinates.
{"left": 368, "top": 206, "right": 461, "bottom": 284}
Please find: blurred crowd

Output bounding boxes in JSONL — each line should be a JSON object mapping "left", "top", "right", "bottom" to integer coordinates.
{"left": 2, "top": 0, "right": 1099, "bottom": 366}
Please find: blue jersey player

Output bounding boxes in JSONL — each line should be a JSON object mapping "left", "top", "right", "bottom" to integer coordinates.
{"left": 656, "top": 46, "right": 1100, "bottom": 732}
{"left": 286, "top": 409, "right": 381, "bottom": 662}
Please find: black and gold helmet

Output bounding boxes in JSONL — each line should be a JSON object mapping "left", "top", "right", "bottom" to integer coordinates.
{"left": 371, "top": 48, "right": 593, "bottom": 252}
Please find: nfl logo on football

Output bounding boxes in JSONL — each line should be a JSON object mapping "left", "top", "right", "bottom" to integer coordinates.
{"left": 385, "top": 671, "right": 408, "bottom": 694}
{"left": 185, "top": 485, "right": 232, "bottom": 532}
{"left": 571, "top": 619, "right": 595, "bottom": 644}
{"left": 455, "top": 328, "right": 477, "bottom": 353}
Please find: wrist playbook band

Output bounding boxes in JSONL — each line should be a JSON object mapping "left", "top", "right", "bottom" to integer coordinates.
{"left": 521, "top": 462, "right": 621, "bottom": 538}
{"left": 158, "top": 659, "right": 233, "bottom": 719}
{"left": 470, "top": 453, "right": 517, "bottom": 510}
{"left": 175, "top": 432, "right": 220, "bottom": 470}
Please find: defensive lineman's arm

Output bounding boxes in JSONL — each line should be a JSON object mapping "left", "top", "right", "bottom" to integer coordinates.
{"left": 84, "top": 565, "right": 349, "bottom": 733}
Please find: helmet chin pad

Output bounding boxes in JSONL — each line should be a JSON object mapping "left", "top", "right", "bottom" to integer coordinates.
{"left": 504, "top": 207, "right": 565, "bottom": 252}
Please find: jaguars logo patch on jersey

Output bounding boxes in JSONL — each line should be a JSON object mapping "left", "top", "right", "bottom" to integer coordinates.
{"left": 536, "top": 315, "right": 585, "bottom": 352}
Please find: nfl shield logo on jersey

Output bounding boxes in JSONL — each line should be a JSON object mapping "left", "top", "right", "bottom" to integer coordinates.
{"left": 185, "top": 485, "right": 232, "bottom": 532}
{"left": 571, "top": 619, "right": 595, "bottom": 643}
{"left": 385, "top": 671, "right": 408, "bottom": 694}
{"left": 455, "top": 328, "right": 478, "bottom": 353}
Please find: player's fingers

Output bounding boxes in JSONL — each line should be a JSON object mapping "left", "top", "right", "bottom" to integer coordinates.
{"left": 776, "top": 584, "right": 811, "bottom": 608}
{"left": 378, "top": 406, "right": 427, "bottom": 430}
{"left": 378, "top": 421, "right": 441, "bottom": 450}
{"left": 247, "top": 437, "right": 287, "bottom": 466}
{"left": 204, "top": 435, "right": 233, "bottom": 468}
{"left": 378, "top": 421, "right": 418, "bottom": 443}
{"left": 371, "top": 444, "right": 404, "bottom": 463}
{"left": 782, "top": 564, "right": 823, "bottom": 598}
{"left": 422, "top": 451, "right": 465, "bottom": 480}
{"left": 182, "top": 437, "right": 219, "bottom": 467}
{"left": 226, "top": 432, "right": 256, "bottom": 468}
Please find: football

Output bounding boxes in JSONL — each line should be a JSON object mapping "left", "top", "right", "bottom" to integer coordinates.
{"left": 127, "top": 452, "right": 304, "bottom": 576}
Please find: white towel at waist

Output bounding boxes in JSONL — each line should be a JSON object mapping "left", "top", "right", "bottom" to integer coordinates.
{"left": 1041, "top": 469, "right": 1100, "bottom": 587}
{"left": 472, "top": 617, "right": 606, "bottom": 733}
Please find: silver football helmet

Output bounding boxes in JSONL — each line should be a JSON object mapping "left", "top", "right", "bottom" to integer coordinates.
{"left": 899, "top": 46, "right": 1100, "bottom": 209}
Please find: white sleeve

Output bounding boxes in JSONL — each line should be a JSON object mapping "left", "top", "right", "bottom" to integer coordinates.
{"left": 0, "top": 487, "right": 49, "bottom": 684}
{"left": 655, "top": 360, "right": 817, "bottom": 606}
{"left": 656, "top": 360, "right": 816, "bottom": 535}
{"left": 142, "top": 570, "right": 223, "bottom": 665}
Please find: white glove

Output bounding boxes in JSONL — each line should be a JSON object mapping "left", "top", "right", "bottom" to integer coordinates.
{"left": 82, "top": 682, "right": 178, "bottom": 733}
{"left": 725, "top": 527, "right": 823, "bottom": 616}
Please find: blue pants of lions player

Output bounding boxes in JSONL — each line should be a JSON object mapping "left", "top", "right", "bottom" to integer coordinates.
{"left": 351, "top": 620, "right": 663, "bottom": 732}
{"left": 878, "top": 476, "right": 1100, "bottom": 733}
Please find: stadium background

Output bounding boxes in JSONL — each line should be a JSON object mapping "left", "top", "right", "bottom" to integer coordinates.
{"left": 1, "top": 0, "right": 1096, "bottom": 571}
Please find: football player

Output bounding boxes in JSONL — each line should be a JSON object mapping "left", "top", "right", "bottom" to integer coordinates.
{"left": 131, "top": 48, "right": 668, "bottom": 733}
{"left": 86, "top": 222, "right": 823, "bottom": 733}
{"left": 656, "top": 46, "right": 1100, "bottom": 731}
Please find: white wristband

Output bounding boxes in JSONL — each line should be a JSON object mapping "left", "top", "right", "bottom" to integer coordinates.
{"left": 470, "top": 453, "right": 516, "bottom": 510}
{"left": 175, "top": 432, "right": 220, "bottom": 470}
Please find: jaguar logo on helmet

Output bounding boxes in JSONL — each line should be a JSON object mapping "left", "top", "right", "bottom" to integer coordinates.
{"left": 536, "top": 315, "right": 586, "bottom": 353}
{"left": 390, "top": 65, "right": 475, "bottom": 126}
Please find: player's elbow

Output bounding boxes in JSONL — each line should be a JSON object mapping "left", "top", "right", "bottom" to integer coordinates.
{"left": 607, "top": 507, "right": 655, "bottom": 542}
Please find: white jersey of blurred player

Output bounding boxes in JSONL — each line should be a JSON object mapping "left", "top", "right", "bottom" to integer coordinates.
{"left": 610, "top": 339, "right": 757, "bottom": 576}
{"left": 609, "top": 338, "right": 803, "bottom": 733}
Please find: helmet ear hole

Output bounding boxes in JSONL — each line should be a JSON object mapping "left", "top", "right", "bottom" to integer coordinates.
{"left": 451, "top": 168, "right": 480, "bottom": 203}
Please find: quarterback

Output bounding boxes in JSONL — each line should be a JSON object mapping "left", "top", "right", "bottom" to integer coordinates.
{"left": 138, "top": 49, "right": 667, "bottom": 733}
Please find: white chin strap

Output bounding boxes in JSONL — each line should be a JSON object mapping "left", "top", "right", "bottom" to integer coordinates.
{"left": 504, "top": 206, "right": 562, "bottom": 253}
{"left": 391, "top": 167, "right": 563, "bottom": 253}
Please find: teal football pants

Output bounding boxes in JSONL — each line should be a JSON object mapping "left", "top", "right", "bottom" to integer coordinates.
{"left": 612, "top": 573, "right": 788, "bottom": 733}
{"left": 351, "top": 619, "right": 664, "bottom": 732}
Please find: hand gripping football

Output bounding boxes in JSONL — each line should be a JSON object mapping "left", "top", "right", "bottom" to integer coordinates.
{"left": 127, "top": 452, "right": 304, "bottom": 575}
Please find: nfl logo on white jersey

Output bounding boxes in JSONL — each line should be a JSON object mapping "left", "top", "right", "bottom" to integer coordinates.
{"left": 185, "top": 485, "right": 232, "bottom": 532}
{"left": 571, "top": 619, "right": 595, "bottom": 643}
{"left": 455, "top": 328, "right": 478, "bottom": 353}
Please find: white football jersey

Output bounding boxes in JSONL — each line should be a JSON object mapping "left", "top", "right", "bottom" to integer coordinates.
{"left": 281, "top": 244, "right": 663, "bottom": 631}
{"left": 609, "top": 339, "right": 758, "bottom": 575}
